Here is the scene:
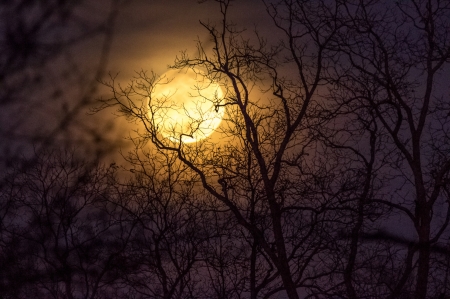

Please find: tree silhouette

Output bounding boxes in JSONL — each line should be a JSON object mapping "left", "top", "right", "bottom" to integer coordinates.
{"left": 0, "top": 148, "right": 135, "bottom": 299}
{"left": 0, "top": 0, "right": 121, "bottom": 169}
{"left": 326, "top": 1, "right": 450, "bottom": 298}
{"left": 102, "top": 0, "right": 450, "bottom": 298}
{"left": 102, "top": 0, "right": 353, "bottom": 298}
{"left": 112, "top": 148, "right": 207, "bottom": 299}
{"left": 2, "top": 0, "right": 448, "bottom": 298}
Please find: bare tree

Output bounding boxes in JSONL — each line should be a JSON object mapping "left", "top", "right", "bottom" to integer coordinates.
{"left": 101, "top": 0, "right": 348, "bottom": 298}
{"left": 0, "top": 0, "right": 121, "bottom": 170}
{"left": 100, "top": 0, "right": 450, "bottom": 298}
{"left": 327, "top": 1, "right": 450, "bottom": 298}
{"left": 0, "top": 148, "right": 135, "bottom": 299}
{"left": 111, "top": 148, "right": 207, "bottom": 299}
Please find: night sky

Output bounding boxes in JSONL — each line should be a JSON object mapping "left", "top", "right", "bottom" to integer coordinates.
{"left": 81, "top": 0, "right": 272, "bottom": 155}
{"left": 1, "top": 1, "right": 450, "bottom": 298}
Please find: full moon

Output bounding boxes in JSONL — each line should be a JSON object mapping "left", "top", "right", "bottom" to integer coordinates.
{"left": 150, "top": 68, "right": 224, "bottom": 143}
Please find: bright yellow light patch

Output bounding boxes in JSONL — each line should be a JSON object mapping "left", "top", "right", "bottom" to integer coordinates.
{"left": 151, "top": 69, "right": 224, "bottom": 143}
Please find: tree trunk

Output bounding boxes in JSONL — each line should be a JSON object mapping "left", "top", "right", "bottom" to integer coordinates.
{"left": 415, "top": 209, "right": 431, "bottom": 299}
{"left": 250, "top": 240, "right": 257, "bottom": 299}
{"left": 270, "top": 201, "right": 299, "bottom": 299}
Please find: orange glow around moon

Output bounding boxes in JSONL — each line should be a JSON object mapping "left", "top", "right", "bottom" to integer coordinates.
{"left": 150, "top": 68, "right": 224, "bottom": 143}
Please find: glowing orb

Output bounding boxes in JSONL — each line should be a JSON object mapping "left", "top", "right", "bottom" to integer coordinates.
{"left": 150, "top": 68, "right": 224, "bottom": 143}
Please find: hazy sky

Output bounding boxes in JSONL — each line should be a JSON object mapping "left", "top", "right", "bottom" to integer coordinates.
{"left": 108, "top": 0, "right": 272, "bottom": 76}
{"left": 89, "top": 0, "right": 276, "bottom": 154}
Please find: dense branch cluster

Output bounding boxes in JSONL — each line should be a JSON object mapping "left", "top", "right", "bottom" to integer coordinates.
{"left": 1, "top": 0, "right": 450, "bottom": 299}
